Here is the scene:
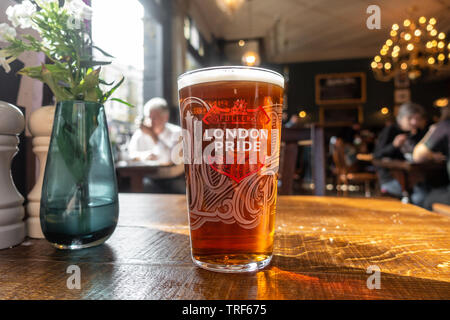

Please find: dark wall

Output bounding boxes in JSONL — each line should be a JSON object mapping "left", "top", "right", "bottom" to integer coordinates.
{"left": 410, "top": 77, "right": 450, "bottom": 121}
{"left": 283, "top": 57, "right": 449, "bottom": 128}
{"left": 0, "top": 59, "right": 24, "bottom": 104}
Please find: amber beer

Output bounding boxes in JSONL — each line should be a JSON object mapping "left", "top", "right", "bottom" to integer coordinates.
{"left": 177, "top": 66, "right": 284, "bottom": 272}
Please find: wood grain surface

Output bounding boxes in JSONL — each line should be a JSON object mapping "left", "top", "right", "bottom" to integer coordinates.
{"left": 0, "top": 194, "right": 449, "bottom": 300}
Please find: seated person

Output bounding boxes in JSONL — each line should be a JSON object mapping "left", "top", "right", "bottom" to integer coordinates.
{"left": 413, "top": 105, "right": 449, "bottom": 210}
{"left": 373, "top": 102, "right": 427, "bottom": 204}
{"left": 128, "top": 98, "right": 184, "bottom": 194}
{"left": 128, "top": 97, "right": 181, "bottom": 164}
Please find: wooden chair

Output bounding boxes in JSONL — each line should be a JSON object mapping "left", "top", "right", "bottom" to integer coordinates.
{"left": 332, "top": 138, "right": 377, "bottom": 197}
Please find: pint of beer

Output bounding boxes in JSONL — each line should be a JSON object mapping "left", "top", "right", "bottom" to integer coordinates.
{"left": 177, "top": 66, "right": 284, "bottom": 272}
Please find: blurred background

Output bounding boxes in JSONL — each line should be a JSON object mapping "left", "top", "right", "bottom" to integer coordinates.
{"left": 1, "top": 0, "right": 449, "bottom": 204}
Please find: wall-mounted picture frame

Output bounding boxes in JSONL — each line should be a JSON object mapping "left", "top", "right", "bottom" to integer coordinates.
{"left": 394, "top": 89, "right": 411, "bottom": 104}
{"left": 319, "top": 105, "right": 363, "bottom": 126}
{"left": 315, "top": 72, "right": 366, "bottom": 105}
{"left": 394, "top": 72, "right": 410, "bottom": 88}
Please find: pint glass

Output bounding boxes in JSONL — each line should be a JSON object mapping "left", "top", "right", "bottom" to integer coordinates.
{"left": 177, "top": 66, "right": 284, "bottom": 272}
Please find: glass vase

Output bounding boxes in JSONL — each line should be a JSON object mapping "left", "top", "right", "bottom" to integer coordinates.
{"left": 40, "top": 100, "right": 119, "bottom": 249}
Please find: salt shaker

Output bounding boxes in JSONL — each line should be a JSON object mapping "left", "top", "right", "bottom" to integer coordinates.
{"left": 26, "top": 105, "right": 55, "bottom": 238}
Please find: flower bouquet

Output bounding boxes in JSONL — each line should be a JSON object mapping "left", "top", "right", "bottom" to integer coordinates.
{"left": 0, "top": 0, "right": 130, "bottom": 104}
{"left": 0, "top": 0, "right": 127, "bottom": 249}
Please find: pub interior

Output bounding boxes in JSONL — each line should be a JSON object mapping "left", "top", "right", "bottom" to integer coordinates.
{"left": 0, "top": 0, "right": 449, "bottom": 300}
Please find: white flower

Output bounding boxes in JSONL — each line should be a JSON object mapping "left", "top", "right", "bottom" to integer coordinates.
{"left": 41, "top": 37, "right": 50, "bottom": 47}
{"left": 0, "top": 23, "right": 17, "bottom": 42}
{"left": 6, "top": 0, "right": 37, "bottom": 29}
{"left": 64, "top": 0, "right": 93, "bottom": 21}
{"left": 35, "top": 0, "right": 59, "bottom": 8}
{"left": 0, "top": 56, "right": 11, "bottom": 73}
{"left": 41, "top": 37, "right": 54, "bottom": 50}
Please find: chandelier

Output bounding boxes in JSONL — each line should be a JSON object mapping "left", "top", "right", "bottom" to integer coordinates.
{"left": 216, "top": 0, "right": 245, "bottom": 16}
{"left": 371, "top": 16, "right": 449, "bottom": 81}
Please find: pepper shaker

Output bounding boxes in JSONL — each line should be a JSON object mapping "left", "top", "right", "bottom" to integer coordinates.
{"left": 0, "top": 101, "right": 25, "bottom": 249}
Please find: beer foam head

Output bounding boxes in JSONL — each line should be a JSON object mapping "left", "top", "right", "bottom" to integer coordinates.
{"left": 178, "top": 66, "right": 285, "bottom": 90}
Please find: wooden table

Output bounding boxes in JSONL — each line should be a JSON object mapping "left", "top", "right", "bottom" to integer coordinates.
{"left": 0, "top": 194, "right": 449, "bottom": 300}
{"left": 373, "top": 158, "right": 447, "bottom": 202}
{"left": 116, "top": 161, "right": 184, "bottom": 192}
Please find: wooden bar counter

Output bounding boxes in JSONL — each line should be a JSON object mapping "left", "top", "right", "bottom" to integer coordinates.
{"left": 0, "top": 194, "right": 449, "bottom": 299}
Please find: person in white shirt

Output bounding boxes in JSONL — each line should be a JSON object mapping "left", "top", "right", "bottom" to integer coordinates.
{"left": 128, "top": 97, "right": 181, "bottom": 164}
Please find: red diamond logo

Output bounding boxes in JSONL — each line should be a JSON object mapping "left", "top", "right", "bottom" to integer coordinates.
{"left": 202, "top": 99, "right": 270, "bottom": 183}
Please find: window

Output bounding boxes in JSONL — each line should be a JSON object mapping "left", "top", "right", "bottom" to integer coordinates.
{"left": 184, "top": 16, "right": 205, "bottom": 70}
{"left": 185, "top": 52, "right": 201, "bottom": 71}
{"left": 92, "top": 0, "right": 144, "bottom": 125}
{"left": 184, "top": 17, "right": 190, "bottom": 40}
{"left": 185, "top": 16, "right": 204, "bottom": 57}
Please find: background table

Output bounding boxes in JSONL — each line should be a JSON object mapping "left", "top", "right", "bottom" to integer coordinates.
{"left": 0, "top": 194, "right": 449, "bottom": 299}
{"left": 116, "top": 161, "right": 184, "bottom": 192}
{"left": 373, "top": 158, "right": 447, "bottom": 202}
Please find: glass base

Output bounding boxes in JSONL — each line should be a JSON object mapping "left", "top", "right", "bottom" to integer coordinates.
{"left": 49, "top": 234, "right": 112, "bottom": 250}
{"left": 192, "top": 255, "right": 272, "bottom": 273}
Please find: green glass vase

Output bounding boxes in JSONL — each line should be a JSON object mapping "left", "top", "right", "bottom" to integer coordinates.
{"left": 40, "top": 100, "right": 119, "bottom": 249}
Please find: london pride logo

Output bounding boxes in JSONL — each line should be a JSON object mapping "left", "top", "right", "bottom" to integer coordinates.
{"left": 178, "top": 97, "right": 280, "bottom": 184}
{"left": 202, "top": 99, "right": 271, "bottom": 183}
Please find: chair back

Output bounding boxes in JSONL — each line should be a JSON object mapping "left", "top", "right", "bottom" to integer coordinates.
{"left": 279, "top": 126, "right": 325, "bottom": 195}
{"left": 332, "top": 138, "right": 349, "bottom": 176}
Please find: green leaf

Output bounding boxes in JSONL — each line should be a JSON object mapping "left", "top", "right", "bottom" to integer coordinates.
{"left": 80, "top": 60, "right": 112, "bottom": 68}
{"left": 96, "top": 87, "right": 104, "bottom": 101}
{"left": 55, "top": 102, "right": 99, "bottom": 184}
{"left": 102, "top": 76, "right": 124, "bottom": 102}
{"left": 110, "top": 98, "right": 135, "bottom": 108}
{"left": 18, "top": 63, "right": 74, "bottom": 100}
{"left": 85, "top": 89, "right": 99, "bottom": 102}
{"left": 17, "top": 66, "right": 44, "bottom": 81}
{"left": 56, "top": 126, "right": 86, "bottom": 184}
{"left": 83, "top": 68, "right": 101, "bottom": 88}
{"left": 92, "top": 46, "right": 114, "bottom": 58}
{"left": 99, "top": 79, "right": 114, "bottom": 86}
{"left": 40, "top": 64, "right": 74, "bottom": 101}
{"left": 71, "top": 68, "right": 101, "bottom": 101}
